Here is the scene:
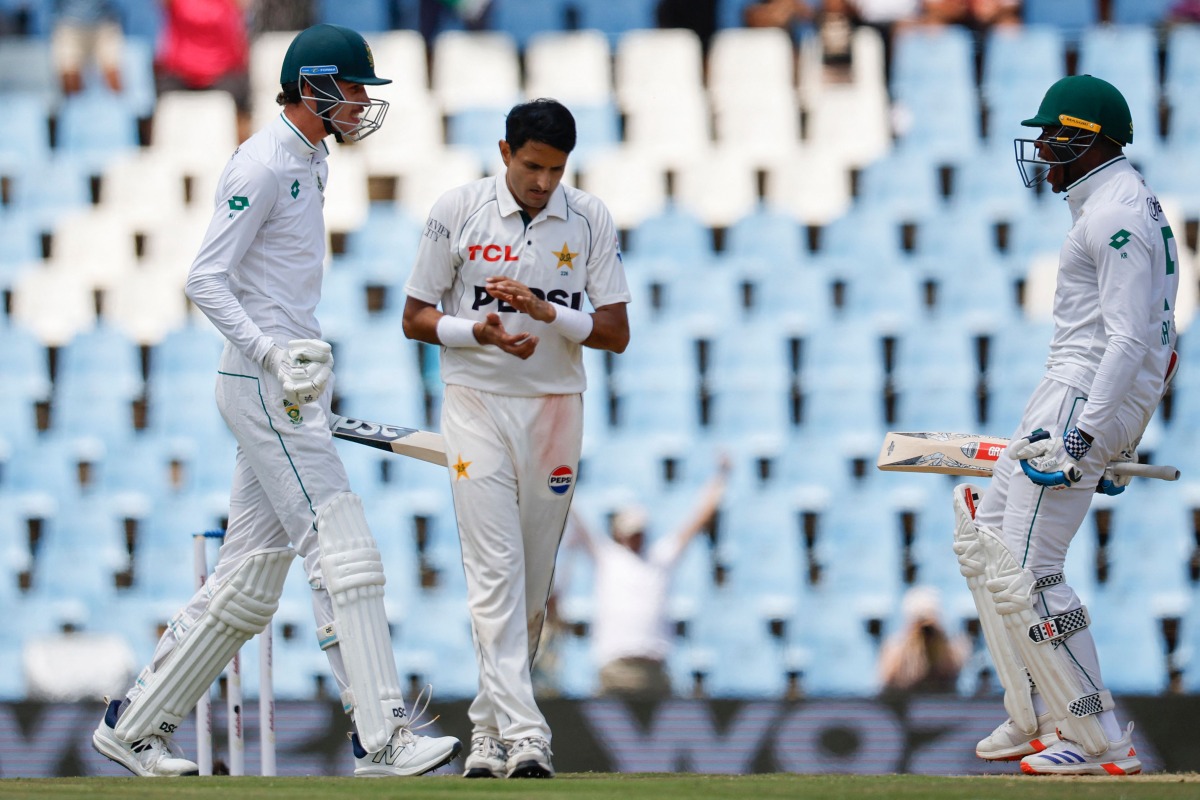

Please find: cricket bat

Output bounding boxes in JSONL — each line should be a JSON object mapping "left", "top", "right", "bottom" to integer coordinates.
{"left": 330, "top": 415, "right": 448, "bottom": 466}
{"left": 877, "top": 431, "right": 1180, "bottom": 481}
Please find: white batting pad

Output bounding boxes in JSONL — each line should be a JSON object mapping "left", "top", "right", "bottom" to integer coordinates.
{"left": 950, "top": 484, "right": 1038, "bottom": 736}
{"left": 977, "top": 525, "right": 1112, "bottom": 756}
{"left": 115, "top": 547, "right": 293, "bottom": 742}
{"left": 317, "top": 492, "right": 406, "bottom": 753}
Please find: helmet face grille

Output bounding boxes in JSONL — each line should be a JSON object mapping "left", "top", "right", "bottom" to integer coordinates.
{"left": 1013, "top": 125, "right": 1098, "bottom": 188}
{"left": 299, "top": 73, "right": 390, "bottom": 142}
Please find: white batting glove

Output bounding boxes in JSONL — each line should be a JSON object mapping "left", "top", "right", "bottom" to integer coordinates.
{"left": 285, "top": 338, "right": 334, "bottom": 405}
{"left": 262, "top": 340, "right": 334, "bottom": 406}
{"left": 1009, "top": 427, "right": 1088, "bottom": 489}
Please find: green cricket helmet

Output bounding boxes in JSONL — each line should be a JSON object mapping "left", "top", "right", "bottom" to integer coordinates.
{"left": 1014, "top": 74, "right": 1133, "bottom": 188}
{"left": 281, "top": 24, "right": 391, "bottom": 142}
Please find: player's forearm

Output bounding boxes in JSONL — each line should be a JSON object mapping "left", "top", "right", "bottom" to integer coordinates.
{"left": 581, "top": 303, "right": 629, "bottom": 353}
{"left": 184, "top": 270, "right": 274, "bottom": 364}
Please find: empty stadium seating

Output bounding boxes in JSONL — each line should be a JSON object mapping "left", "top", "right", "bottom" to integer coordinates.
{"left": 0, "top": 5, "right": 1197, "bottom": 705}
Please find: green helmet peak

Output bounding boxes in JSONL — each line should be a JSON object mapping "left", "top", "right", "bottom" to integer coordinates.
{"left": 1020, "top": 74, "right": 1132, "bottom": 145}
{"left": 280, "top": 24, "right": 391, "bottom": 87}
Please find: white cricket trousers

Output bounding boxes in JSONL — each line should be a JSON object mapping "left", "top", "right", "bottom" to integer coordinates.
{"left": 441, "top": 384, "right": 582, "bottom": 744}
{"left": 134, "top": 342, "right": 355, "bottom": 698}
{"left": 975, "top": 374, "right": 1159, "bottom": 703}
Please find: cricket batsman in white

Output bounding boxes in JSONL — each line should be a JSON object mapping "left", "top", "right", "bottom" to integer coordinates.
{"left": 402, "top": 98, "right": 631, "bottom": 778}
{"left": 91, "top": 24, "right": 461, "bottom": 777}
{"left": 953, "top": 74, "right": 1178, "bottom": 775}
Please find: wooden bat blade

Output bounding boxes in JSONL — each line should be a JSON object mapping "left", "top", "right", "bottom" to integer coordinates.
{"left": 330, "top": 416, "right": 448, "bottom": 466}
{"left": 877, "top": 431, "right": 1009, "bottom": 476}
{"left": 878, "top": 430, "right": 1180, "bottom": 481}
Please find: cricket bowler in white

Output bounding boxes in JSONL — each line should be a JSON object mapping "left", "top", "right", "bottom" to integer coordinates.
{"left": 402, "top": 98, "right": 631, "bottom": 778}
{"left": 953, "top": 74, "right": 1178, "bottom": 776}
{"left": 91, "top": 24, "right": 461, "bottom": 777}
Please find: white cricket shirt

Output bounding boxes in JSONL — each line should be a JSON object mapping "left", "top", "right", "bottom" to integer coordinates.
{"left": 185, "top": 113, "right": 330, "bottom": 366}
{"left": 405, "top": 174, "right": 631, "bottom": 396}
{"left": 1049, "top": 156, "right": 1179, "bottom": 433}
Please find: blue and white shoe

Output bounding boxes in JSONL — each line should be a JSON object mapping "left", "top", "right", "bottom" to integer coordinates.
{"left": 1020, "top": 723, "right": 1141, "bottom": 775}
{"left": 351, "top": 728, "right": 462, "bottom": 777}
{"left": 91, "top": 698, "right": 199, "bottom": 777}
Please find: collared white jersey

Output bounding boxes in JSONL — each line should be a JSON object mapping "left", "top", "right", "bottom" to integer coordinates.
{"left": 185, "top": 113, "right": 330, "bottom": 366}
{"left": 1048, "top": 156, "right": 1178, "bottom": 434}
{"left": 406, "top": 174, "right": 631, "bottom": 396}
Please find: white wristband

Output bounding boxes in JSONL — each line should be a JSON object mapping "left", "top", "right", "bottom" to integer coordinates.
{"left": 437, "top": 315, "right": 479, "bottom": 347}
{"left": 549, "top": 305, "right": 593, "bottom": 343}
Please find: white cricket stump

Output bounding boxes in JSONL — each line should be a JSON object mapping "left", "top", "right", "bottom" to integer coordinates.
{"left": 193, "top": 530, "right": 277, "bottom": 776}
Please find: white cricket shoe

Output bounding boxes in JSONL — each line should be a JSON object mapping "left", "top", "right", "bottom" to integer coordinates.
{"left": 91, "top": 698, "right": 199, "bottom": 777}
{"left": 976, "top": 712, "right": 1060, "bottom": 761}
{"left": 462, "top": 734, "right": 507, "bottom": 778}
{"left": 352, "top": 727, "right": 462, "bottom": 777}
{"left": 1020, "top": 723, "right": 1141, "bottom": 776}
{"left": 505, "top": 736, "right": 554, "bottom": 778}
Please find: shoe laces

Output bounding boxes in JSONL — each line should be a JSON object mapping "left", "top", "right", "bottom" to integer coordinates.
{"left": 512, "top": 736, "right": 552, "bottom": 757}
{"left": 392, "top": 684, "right": 440, "bottom": 746}
{"left": 471, "top": 735, "right": 505, "bottom": 760}
{"left": 131, "top": 734, "right": 188, "bottom": 767}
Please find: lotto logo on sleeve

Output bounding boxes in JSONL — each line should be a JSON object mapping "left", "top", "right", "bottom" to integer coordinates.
{"left": 547, "top": 465, "right": 574, "bottom": 495}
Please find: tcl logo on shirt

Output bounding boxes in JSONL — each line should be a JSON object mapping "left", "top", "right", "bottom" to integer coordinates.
{"left": 467, "top": 244, "right": 519, "bottom": 262}
{"left": 472, "top": 286, "right": 583, "bottom": 311}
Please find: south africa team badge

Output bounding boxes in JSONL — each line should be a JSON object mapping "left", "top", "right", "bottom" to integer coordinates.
{"left": 547, "top": 465, "right": 574, "bottom": 495}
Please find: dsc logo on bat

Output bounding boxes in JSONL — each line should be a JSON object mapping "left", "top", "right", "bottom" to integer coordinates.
{"left": 960, "top": 441, "right": 1007, "bottom": 461}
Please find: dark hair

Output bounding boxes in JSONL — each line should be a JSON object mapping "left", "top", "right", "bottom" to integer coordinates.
{"left": 276, "top": 81, "right": 301, "bottom": 106}
{"left": 505, "top": 98, "right": 576, "bottom": 155}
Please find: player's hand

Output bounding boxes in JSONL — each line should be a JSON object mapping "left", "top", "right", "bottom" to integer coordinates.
{"left": 1009, "top": 427, "right": 1089, "bottom": 489}
{"left": 1097, "top": 443, "right": 1136, "bottom": 496}
{"left": 485, "top": 276, "right": 556, "bottom": 323}
{"left": 474, "top": 312, "right": 538, "bottom": 359}
{"left": 263, "top": 340, "right": 334, "bottom": 406}
{"left": 286, "top": 338, "right": 334, "bottom": 405}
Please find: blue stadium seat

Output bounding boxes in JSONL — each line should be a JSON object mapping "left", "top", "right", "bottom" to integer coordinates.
{"left": 567, "top": 103, "right": 621, "bottom": 171}
{"left": 112, "top": 0, "right": 164, "bottom": 42}
{"left": 55, "top": 88, "right": 141, "bottom": 173}
{"left": 855, "top": 150, "right": 945, "bottom": 219}
{"left": 1022, "top": 0, "right": 1099, "bottom": 43}
{"left": 627, "top": 204, "right": 713, "bottom": 261}
{"left": 982, "top": 25, "right": 1066, "bottom": 106}
{"left": 1078, "top": 26, "right": 1160, "bottom": 146}
{"left": 491, "top": 0, "right": 571, "bottom": 49}
{"left": 897, "top": 316, "right": 979, "bottom": 431}
{"left": 445, "top": 106, "right": 510, "bottom": 169}
{"left": 0, "top": 35, "right": 56, "bottom": 101}
{"left": 342, "top": 204, "right": 424, "bottom": 263}
{"left": 54, "top": 322, "right": 144, "bottom": 402}
{"left": 0, "top": 91, "right": 52, "bottom": 172}
{"left": 1166, "top": 26, "right": 1200, "bottom": 143}
{"left": 724, "top": 206, "right": 806, "bottom": 261}
{"left": 891, "top": 24, "right": 974, "bottom": 94}
{"left": 576, "top": 0, "right": 658, "bottom": 45}
{"left": 118, "top": 34, "right": 157, "bottom": 118}
{"left": 1111, "top": 0, "right": 1175, "bottom": 26}
{"left": 7, "top": 154, "right": 94, "bottom": 228}
{"left": 818, "top": 208, "right": 905, "bottom": 262}
{"left": 317, "top": 0, "right": 391, "bottom": 32}
{"left": 0, "top": 210, "right": 45, "bottom": 286}
{"left": 948, "top": 146, "right": 1034, "bottom": 220}
{"left": 689, "top": 588, "right": 792, "bottom": 697}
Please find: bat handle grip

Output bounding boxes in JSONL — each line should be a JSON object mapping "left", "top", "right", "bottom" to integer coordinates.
{"left": 1110, "top": 462, "right": 1180, "bottom": 481}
